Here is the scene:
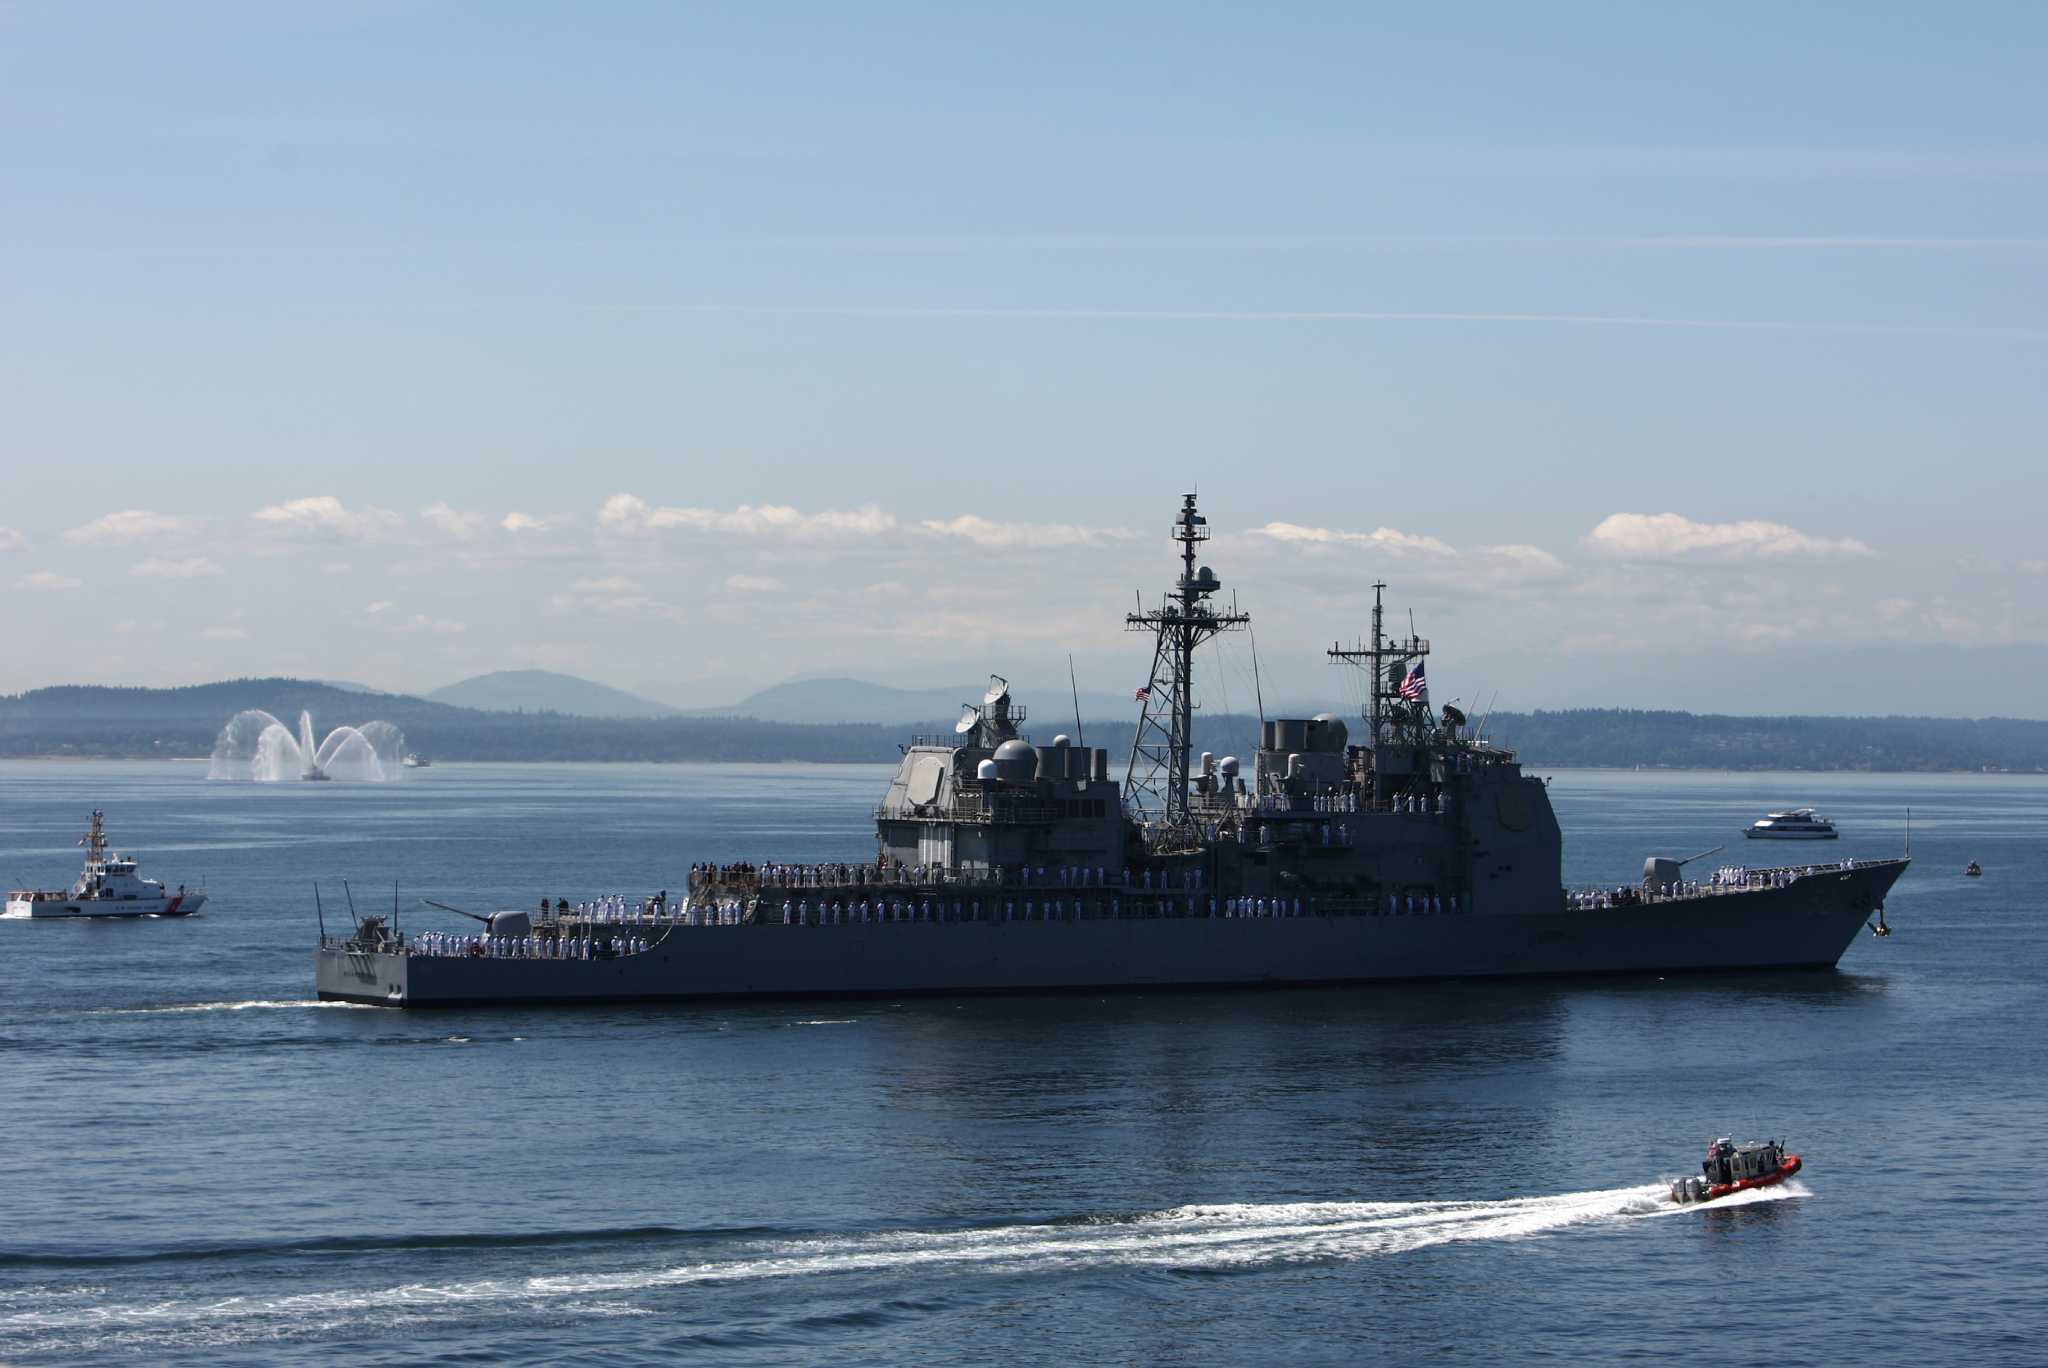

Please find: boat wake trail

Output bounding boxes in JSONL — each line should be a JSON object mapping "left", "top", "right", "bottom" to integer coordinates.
{"left": 94, "top": 999, "right": 377, "bottom": 1014}
{"left": 0, "top": 1183, "right": 1804, "bottom": 1352}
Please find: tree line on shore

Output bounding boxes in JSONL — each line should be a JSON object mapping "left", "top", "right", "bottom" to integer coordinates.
{"left": 2, "top": 678, "right": 2043, "bottom": 772}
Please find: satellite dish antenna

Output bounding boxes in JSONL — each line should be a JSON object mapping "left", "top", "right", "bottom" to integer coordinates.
{"left": 954, "top": 705, "right": 981, "bottom": 735}
{"left": 983, "top": 675, "right": 1010, "bottom": 707}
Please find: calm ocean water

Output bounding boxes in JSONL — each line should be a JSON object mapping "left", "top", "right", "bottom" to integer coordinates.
{"left": 0, "top": 760, "right": 2041, "bottom": 1365}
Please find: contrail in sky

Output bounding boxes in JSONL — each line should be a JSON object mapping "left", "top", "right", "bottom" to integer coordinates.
{"left": 621, "top": 303, "right": 2048, "bottom": 340}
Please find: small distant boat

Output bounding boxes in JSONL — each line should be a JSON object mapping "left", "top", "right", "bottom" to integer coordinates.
{"left": 1671, "top": 1136, "right": 1801, "bottom": 1204}
{"left": 402, "top": 753, "right": 431, "bottom": 769}
{"left": 1965, "top": 861, "right": 1982, "bottom": 877}
{"left": 1744, "top": 807, "right": 1838, "bottom": 840}
{"left": 4, "top": 811, "right": 208, "bottom": 919}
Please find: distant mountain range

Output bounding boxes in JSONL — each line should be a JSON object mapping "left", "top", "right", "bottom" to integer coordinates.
{"left": 427, "top": 670, "right": 681, "bottom": 719}
{"left": 424, "top": 670, "right": 1137, "bottom": 726}
{"left": 3, "top": 676, "right": 2045, "bottom": 771}
{"left": 681, "top": 676, "right": 1137, "bottom": 727}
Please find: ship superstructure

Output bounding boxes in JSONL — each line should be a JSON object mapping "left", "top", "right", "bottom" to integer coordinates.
{"left": 6, "top": 811, "right": 207, "bottom": 919}
{"left": 317, "top": 495, "right": 1907, "bottom": 1006}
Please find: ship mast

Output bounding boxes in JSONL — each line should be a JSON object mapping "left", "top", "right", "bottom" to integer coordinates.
{"left": 1124, "top": 493, "right": 1247, "bottom": 829}
{"left": 79, "top": 809, "right": 108, "bottom": 862}
{"left": 1328, "top": 583, "right": 1430, "bottom": 801}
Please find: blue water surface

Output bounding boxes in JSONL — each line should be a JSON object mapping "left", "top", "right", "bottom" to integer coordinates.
{"left": 0, "top": 762, "right": 2041, "bottom": 1365}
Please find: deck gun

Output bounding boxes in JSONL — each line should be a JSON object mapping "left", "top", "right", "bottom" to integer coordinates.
{"left": 423, "top": 899, "right": 533, "bottom": 939}
{"left": 1642, "top": 845, "right": 1725, "bottom": 891}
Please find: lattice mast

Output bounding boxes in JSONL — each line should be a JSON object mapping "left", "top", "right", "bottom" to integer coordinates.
{"left": 1123, "top": 494, "right": 1247, "bottom": 825}
{"left": 1327, "top": 582, "right": 1431, "bottom": 802}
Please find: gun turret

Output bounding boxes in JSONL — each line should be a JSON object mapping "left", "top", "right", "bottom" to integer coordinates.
{"left": 423, "top": 899, "right": 532, "bottom": 938}
{"left": 1642, "top": 845, "right": 1726, "bottom": 890}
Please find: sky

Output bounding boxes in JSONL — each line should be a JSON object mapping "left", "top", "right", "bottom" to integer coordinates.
{"left": 2, "top": 1, "right": 2044, "bottom": 717}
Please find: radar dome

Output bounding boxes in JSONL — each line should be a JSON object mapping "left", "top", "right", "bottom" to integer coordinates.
{"left": 975, "top": 759, "right": 998, "bottom": 781}
{"left": 1052, "top": 734, "right": 1071, "bottom": 747}
{"left": 1218, "top": 755, "right": 1240, "bottom": 778}
{"left": 992, "top": 737, "right": 1038, "bottom": 783}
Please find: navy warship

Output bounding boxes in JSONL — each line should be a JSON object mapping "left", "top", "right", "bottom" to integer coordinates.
{"left": 316, "top": 494, "right": 1907, "bottom": 1007}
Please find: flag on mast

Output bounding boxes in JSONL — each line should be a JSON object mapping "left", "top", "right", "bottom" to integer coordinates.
{"left": 1133, "top": 685, "right": 1152, "bottom": 702}
{"left": 1399, "top": 660, "right": 1427, "bottom": 701}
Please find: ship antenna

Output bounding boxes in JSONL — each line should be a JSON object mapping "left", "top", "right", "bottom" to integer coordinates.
{"left": 1905, "top": 806, "right": 1912, "bottom": 857}
{"left": 343, "top": 878, "right": 360, "bottom": 934}
{"left": 1067, "top": 654, "right": 1085, "bottom": 749}
{"left": 1474, "top": 690, "right": 1500, "bottom": 745}
{"left": 315, "top": 883, "right": 326, "bottom": 940}
{"left": 1249, "top": 622, "right": 1267, "bottom": 726}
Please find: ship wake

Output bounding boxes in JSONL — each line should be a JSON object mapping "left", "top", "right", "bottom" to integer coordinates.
{"left": 0, "top": 1182, "right": 1808, "bottom": 1353}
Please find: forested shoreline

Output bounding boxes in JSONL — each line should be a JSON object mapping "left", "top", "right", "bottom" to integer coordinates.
{"left": 2, "top": 679, "right": 2043, "bottom": 772}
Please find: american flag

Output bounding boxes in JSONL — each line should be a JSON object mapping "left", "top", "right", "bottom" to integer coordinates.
{"left": 1133, "top": 685, "right": 1151, "bottom": 702}
{"left": 1398, "top": 660, "right": 1426, "bottom": 701}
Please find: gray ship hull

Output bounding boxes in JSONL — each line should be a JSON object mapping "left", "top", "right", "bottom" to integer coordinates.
{"left": 316, "top": 859, "right": 1905, "bottom": 1007}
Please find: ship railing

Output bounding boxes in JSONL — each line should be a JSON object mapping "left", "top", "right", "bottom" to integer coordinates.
{"left": 401, "top": 925, "right": 666, "bottom": 960}
{"left": 742, "top": 889, "right": 1462, "bottom": 925}
{"left": 874, "top": 797, "right": 1062, "bottom": 824}
{"left": 1606, "top": 856, "right": 1900, "bottom": 907}
{"left": 749, "top": 863, "right": 1210, "bottom": 894}
{"left": 906, "top": 724, "right": 1030, "bottom": 748}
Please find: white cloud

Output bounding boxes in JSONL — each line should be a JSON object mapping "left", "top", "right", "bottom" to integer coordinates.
{"left": 130, "top": 556, "right": 223, "bottom": 579}
{"left": 0, "top": 526, "right": 24, "bottom": 551}
{"left": 1477, "top": 543, "right": 1568, "bottom": 575}
{"left": 365, "top": 600, "right": 394, "bottom": 615}
{"left": 724, "top": 573, "right": 784, "bottom": 593}
{"left": 62, "top": 509, "right": 198, "bottom": 545}
{"left": 421, "top": 502, "right": 487, "bottom": 540}
{"left": 918, "top": 514, "right": 1132, "bottom": 548}
{"left": 502, "top": 512, "right": 548, "bottom": 532}
{"left": 573, "top": 575, "right": 643, "bottom": 594}
{"left": 200, "top": 625, "right": 248, "bottom": 641}
{"left": 1584, "top": 512, "right": 1873, "bottom": 561}
{"left": 17, "top": 570, "right": 81, "bottom": 590}
{"left": 393, "top": 614, "right": 466, "bottom": 635}
{"left": 599, "top": 493, "right": 897, "bottom": 537}
{"left": 251, "top": 495, "right": 403, "bottom": 541}
{"left": 1254, "top": 521, "right": 1458, "bottom": 556}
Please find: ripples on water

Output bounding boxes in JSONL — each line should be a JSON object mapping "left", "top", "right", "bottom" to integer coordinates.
{"left": 1, "top": 763, "right": 2043, "bottom": 1365}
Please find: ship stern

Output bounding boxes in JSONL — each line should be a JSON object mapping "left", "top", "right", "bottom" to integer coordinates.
{"left": 315, "top": 943, "right": 410, "bottom": 1006}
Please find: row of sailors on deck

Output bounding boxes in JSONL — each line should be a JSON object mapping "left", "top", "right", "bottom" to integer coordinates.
{"left": 572, "top": 894, "right": 663, "bottom": 922}
{"left": 412, "top": 932, "right": 648, "bottom": 958}
{"left": 771, "top": 897, "right": 1283, "bottom": 923}
{"left": 747, "top": 863, "right": 1207, "bottom": 891}
{"left": 1712, "top": 864, "right": 1851, "bottom": 887}
{"left": 690, "top": 862, "right": 758, "bottom": 886}
{"left": 767, "top": 891, "right": 1457, "bottom": 923}
{"left": 1638, "top": 865, "right": 1834, "bottom": 902}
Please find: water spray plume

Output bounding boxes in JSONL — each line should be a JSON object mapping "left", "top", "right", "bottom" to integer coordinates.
{"left": 209, "top": 709, "right": 408, "bottom": 782}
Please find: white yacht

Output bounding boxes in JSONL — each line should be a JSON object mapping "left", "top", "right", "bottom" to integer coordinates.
{"left": 1744, "top": 807, "right": 1838, "bottom": 840}
{"left": 4, "top": 811, "right": 208, "bottom": 918}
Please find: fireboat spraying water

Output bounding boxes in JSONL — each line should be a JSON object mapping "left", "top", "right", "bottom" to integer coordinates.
{"left": 209, "top": 708, "right": 407, "bottom": 782}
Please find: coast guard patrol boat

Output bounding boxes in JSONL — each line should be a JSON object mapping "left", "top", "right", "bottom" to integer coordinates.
{"left": 5, "top": 811, "right": 207, "bottom": 919}
{"left": 317, "top": 494, "right": 1909, "bottom": 1007}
